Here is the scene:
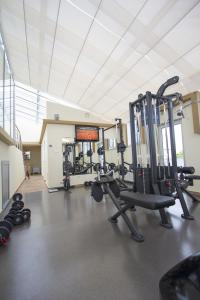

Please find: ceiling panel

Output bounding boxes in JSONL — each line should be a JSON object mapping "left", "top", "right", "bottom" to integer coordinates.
{"left": 58, "top": 0, "right": 97, "bottom": 38}
{"left": 138, "top": 0, "right": 170, "bottom": 26}
{"left": 153, "top": 0, "right": 199, "bottom": 37}
{"left": 163, "top": 3, "right": 200, "bottom": 56}
{"left": 180, "top": 45, "right": 200, "bottom": 70}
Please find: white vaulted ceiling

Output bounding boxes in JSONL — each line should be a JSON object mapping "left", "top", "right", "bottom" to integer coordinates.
{"left": 1, "top": 0, "right": 200, "bottom": 121}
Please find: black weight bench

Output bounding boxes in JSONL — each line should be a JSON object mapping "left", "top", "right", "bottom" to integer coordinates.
{"left": 107, "top": 186, "right": 175, "bottom": 242}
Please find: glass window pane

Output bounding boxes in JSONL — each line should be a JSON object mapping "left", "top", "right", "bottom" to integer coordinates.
{"left": 161, "top": 123, "right": 184, "bottom": 167}
{"left": 0, "top": 47, "right": 4, "bottom": 128}
{"left": 4, "top": 64, "right": 11, "bottom": 135}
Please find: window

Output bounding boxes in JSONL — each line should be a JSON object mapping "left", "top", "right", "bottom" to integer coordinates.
{"left": 24, "top": 151, "right": 31, "bottom": 160}
{"left": 0, "top": 35, "right": 15, "bottom": 138}
{"left": 127, "top": 122, "right": 131, "bottom": 145}
{"left": 108, "top": 138, "right": 116, "bottom": 150}
{"left": 161, "top": 123, "right": 184, "bottom": 167}
{"left": 83, "top": 142, "right": 91, "bottom": 154}
{"left": 127, "top": 121, "right": 141, "bottom": 145}
{"left": 14, "top": 83, "right": 46, "bottom": 142}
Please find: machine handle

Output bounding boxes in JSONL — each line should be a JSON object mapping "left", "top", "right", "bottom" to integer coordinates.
{"left": 157, "top": 76, "right": 179, "bottom": 97}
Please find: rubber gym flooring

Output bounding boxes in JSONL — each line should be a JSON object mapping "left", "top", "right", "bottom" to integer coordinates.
{"left": 0, "top": 187, "right": 200, "bottom": 300}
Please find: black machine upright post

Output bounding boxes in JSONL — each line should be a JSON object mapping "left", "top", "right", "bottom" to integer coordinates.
{"left": 73, "top": 144, "right": 76, "bottom": 170}
{"left": 89, "top": 142, "right": 92, "bottom": 174}
{"left": 118, "top": 118, "right": 125, "bottom": 181}
{"left": 167, "top": 98, "right": 177, "bottom": 170}
{"left": 82, "top": 142, "right": 84, "bottom": 166}
{"left": 101, "top": 128, "right": 106, "bottom": 172}
{"left": 146, "top": 92, "right": 158, "bottom": 192}
{"left": 129, "top": 102, "right": 138, "bottom": 191}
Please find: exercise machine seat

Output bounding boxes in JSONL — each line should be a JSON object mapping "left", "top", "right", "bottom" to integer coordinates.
{"left": 177, "top": 166, "right": 195, "bottom": 174}
{"left": 185, "top": 174, "right": 200, "bottom": 180}
{"left": 159, "top": 251, "right": 200, "bottom": 300}
{"left": 120, "top": 191, "right": 175, "bottom": 210}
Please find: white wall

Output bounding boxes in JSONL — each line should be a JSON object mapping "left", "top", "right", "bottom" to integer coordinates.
{"left": 41, "top": 130, "right": 48, "bottom": 185}
{"left": 0, "top": 140, "right": 25, "bottom": 212}
{"left": 46, "top": 124, "right": 75, "bottom": 187}
{"left": 47, "top": 101, "right": 112, "bottom": 124}
{"left": 41, "top": 123, "right": 121, "bottom": 188}
{"left": 181, "top": 104, "right": 200, "bottom": 191}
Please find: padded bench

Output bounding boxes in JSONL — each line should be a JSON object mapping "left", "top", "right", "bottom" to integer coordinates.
{"left": 120, "top": 191, "right": 175, "bottom": 210}
{"left": 106, "top": 184, "right": 176, "bottom": 242}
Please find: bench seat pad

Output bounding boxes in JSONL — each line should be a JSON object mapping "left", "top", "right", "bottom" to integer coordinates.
{"left": 120, "top": 191, "right": 175, "bottom": 210}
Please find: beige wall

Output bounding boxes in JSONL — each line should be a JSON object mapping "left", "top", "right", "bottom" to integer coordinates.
{"left": 23, "top": 145, "right": 41, "bottom": 173}
{"left": 0, "top": 140, "right": 25, "bottom": 212}
{"left": 47, "top": 101, "right": 112, "bottom": 124}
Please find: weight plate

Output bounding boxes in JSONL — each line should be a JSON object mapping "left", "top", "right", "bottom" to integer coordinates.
{"left": 13, "top": 213, "right": 24, "bottom": 226}
{"left": 4, "top": 216, "right": 14, "bottom": 225}
{"left": 22, "top": 208, "right": 31, "bottom": 214}
{"left": 108, "top": 163, "right": 116, "bottom": 171}
{"left": 9, "top": 208, "right": 18, "bottom": 214}
{"left": 91, "top": 182, "right": 104, "bottom": 202}
{"left": 22, "top": 211, "right": 31, "bottom": 222}
{"left": 5, "top": 213, "right": 15, "bottom": 220}
{"left": 87, "top": 150, "right": 93, "bottom": 157}
{"left": 97, "top": 147, "right": 104, "bottom": 156}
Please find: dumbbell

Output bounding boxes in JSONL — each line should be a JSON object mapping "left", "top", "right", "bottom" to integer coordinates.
{"left": 5, "top": 207, "right": 31, "bottom": 225}
{"left": 0, "top": 220, "right": 13, "bottom": 232}
{"left": 0, "top": 226, "right": 10, "bottom": 246}
{"left": 22, "top": 209, "right": 31, "bottom": 222}
{"left": 9, "top": 208, "right": 18, "bottom": 214}
{"left": 4, "top": 212, "right": 24, "bottom": 226}
{"left": 12, "top": 193, "right": 23, "bottom": 201}
{"left": 12, "top": 200, "right": 24, "bottom": 210}
{"left": 4, "top": 214, "right": 14, "bottom": 225}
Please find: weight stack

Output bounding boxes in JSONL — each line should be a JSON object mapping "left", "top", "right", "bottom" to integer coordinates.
{"left": 135, "top": 167, "right": 151, "bottom": 193}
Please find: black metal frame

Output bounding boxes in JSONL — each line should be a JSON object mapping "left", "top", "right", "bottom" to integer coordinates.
{"left": 101, "top": 119, "right": 126, "bottom": 177}
{"left": 129, "top": 77, "right": 193, "bottom": 220}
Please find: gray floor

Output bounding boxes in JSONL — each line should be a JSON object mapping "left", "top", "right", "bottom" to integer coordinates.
{"left": 1, "top": 187, "right": 200, "bottom": 300}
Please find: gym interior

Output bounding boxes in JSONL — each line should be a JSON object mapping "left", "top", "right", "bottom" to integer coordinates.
{"left": 0, "top": 1, "right": 200, "bottom": 299}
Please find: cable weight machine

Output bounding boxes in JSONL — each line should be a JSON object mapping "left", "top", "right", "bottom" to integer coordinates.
{"left": 98, "top": 119, "right": 127, "bottom": 178}
{"left": 129, "top": 76, "right": 194, "bottom": 220}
